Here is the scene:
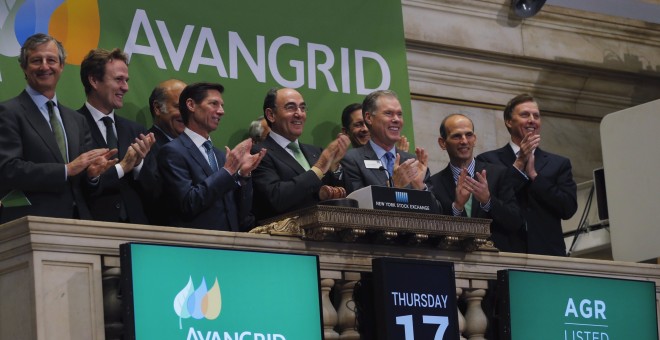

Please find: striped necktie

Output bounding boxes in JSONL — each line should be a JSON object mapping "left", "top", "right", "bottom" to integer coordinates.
{"left": 46, "top": 101, "right": 67, "bottom": 162}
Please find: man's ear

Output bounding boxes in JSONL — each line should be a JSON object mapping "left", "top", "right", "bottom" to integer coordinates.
{"left": 364, "top": 111, "right": 373, "bottom": 126}
{"left": 438, "top": 136, "right": 447, "bottom": 150}
{"left": 265, "top": 108, "right": 275, "bottom": 123}
{"left": 88, "top": 75, "right": 99, "bottom": 90}
{"left": 186, "top": 98, "right": 195, "bottom": 113}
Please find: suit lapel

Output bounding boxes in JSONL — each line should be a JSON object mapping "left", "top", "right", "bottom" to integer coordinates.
{"left": 440, "top": 166, "right": 457, "bottom": 202}
{"left": 59, "top": 106, "right": 80, "bottom": 160}
{"left": 115, "top": 117, "right": 131, "bottom": 159}
{"left": 263, "top": 136, "right": 306, "bottom": 174}
{"left": 534, "top": 148, "right": 549, "bottom": 173}
{"left": 79, "top": 106, "right": 108, "bottom": 150}
{"left": 19, "top": 92, "right": 65, "bottom": 163}
{"left": 180, "top": 133, "right": 215, "bottom": 176}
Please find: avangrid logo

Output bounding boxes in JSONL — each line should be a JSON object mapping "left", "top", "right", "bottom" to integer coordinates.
{"left": 173, "top": 276, "right": 222, "bottom": 329}
{"left": 0, "top": 0, "right": 100, "bottom": 65}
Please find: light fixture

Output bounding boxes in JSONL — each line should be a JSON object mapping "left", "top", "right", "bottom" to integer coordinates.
{"left": 511, "top": 0, "right": 546, "bottom": 18}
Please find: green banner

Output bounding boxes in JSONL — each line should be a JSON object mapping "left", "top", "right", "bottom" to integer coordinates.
{"left": 0, "top": 0, "right": 412, "bottom": 149}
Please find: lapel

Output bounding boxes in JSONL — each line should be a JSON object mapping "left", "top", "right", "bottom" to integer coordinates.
{"left": 498, "top": 144, "right": 517, "bottom": 166}
{"left": 115, "top": 117, "right": 132, "bottom": 159}
{"left": 19, "top": 91, "right": 65, "bottom": 163}
{"left": 440, "top": 165, "right": 457, "bottom": 202}
{"left": 263, "top": 136, "right": 306, "bottom": 174}
{"left": 534, "top": 147, "right": 549, "bottom": 173}
{"left": 362, "top": 143, "right": 389, "bottom": 185}
{"left": 180, "top": 133, "right": 215, "bottom": 177}
{"left": 58, "top": 105, "right": 80, "bottom": 159}
{"left": 300, "top": 143, "right": 320, "bottom": 167}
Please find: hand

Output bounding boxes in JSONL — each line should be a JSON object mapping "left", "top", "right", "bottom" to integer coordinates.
{"left": 467, "top": 169, "right": 490, "bottom": 204}
{"left": 314, "top": 134, "right": 350, "bottom": 173}
{"left": 119, "top": 144, "right": 140, "bottom": 173}
{"left": 130, "top": 133, "right": 155, "bottom": 166}
{"left": 392, "top": 153, "right": 419, "bottom": 188}
{"left": 66, "top": 148, "right": 113, "bottom": 176}
{"left": 513, "top": 132, "right": 540, "bottom": 171}
{"left": 395, "top": 135, "right": 410, "bottom": 153}
{"left": 411, "top": 147, "right": 428, "bottom": 190}
{"left": 525, "top": 150, "right": 537, "bottom": 180}
{"left": 240, "top": 148, "right": 267, "bottom": 175}
{"left": 453, "top": 168, "right": 471, "bottom": 211}
{"left": 86, "top": 149, "right": 119, "bottom": 178}
{"left": 223, "top": 138, "right": 253, "bottom": 175}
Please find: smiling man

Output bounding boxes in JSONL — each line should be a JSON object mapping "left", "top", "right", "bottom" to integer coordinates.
{"left": 251, "top": 87, "right": 349, "bottom": 220}
{"left": 148, "top": 79, "right": 187, "bottom": 146}
{"left": 78, "top": 48, "right": 158, "bottom": 224}
{"left": 427, "top": 114, "right": 524, "bottom": 252}
{"left": 0, "top": 33, "right": 115, "bottom": 223}
{"left": 341, "top": 90, "right": 429, "bottom": 193}
{"left": 157, "top": 82, "right": 266, "bottom": 230}
{"left": 477, "top": 94, "right": 577, "bottom": 256}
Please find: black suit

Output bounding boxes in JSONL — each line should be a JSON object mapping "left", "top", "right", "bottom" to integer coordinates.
{"left": 477, "top": 145, "right": 577, "bottom": 256}
{"left": 157, "top": 132, "right": 253, "bottom": 231}
{"left": 78, "top": 105, "right": 158, "bottom": 224}
{"left": 341, "top": 142, "right": 430, "bottom": 193}
{"left": 0, "top": 91, "right": 92, "bottom": 223}
{"left": 427, "top": 160, "right": 525, "bottom": 252}
{"left": 143, "top": 125, "right": 172, "bottom": 225}
{"left": 148, "top": 125, "right": 173, "bottom": 148}
{"left": 251, "top": 135, "right": 336, "bottom": 221}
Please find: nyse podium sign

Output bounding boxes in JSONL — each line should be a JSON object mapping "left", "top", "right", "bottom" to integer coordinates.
{"left": 373, "top": 258, "right": 459, "bottom": 340}
{"left": 498, "top": 270, "right": 659, "bottom": 340}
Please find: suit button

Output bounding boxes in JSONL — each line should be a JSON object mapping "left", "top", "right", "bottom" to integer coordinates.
{"left": 115, "top": 203, "right": 121, "bottom": 209}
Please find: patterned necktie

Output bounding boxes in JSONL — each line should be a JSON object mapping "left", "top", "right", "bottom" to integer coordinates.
{"left": 384, "top": 152, "right": 394, "bottom": 176}
{"left": 465, "top": 173, "right": 473, "bottom": 217}
{"left": 101, "top": 116, "right": 118, "bottom": 150}
{"left": 46, "top": 101, "right": 67, "bottom": 162}
{"left": 287, "top": 142, "right": 310, "bottom": 171}
{"left": 203, "top": 141, "right": 219, "bottom": 173}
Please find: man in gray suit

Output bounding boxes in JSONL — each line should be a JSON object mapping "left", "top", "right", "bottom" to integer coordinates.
{"left": 341, "top": 90, "right": 429, "bottom": 193}
{"left": 0, "top": 33, "right": 115, "bottom": 223}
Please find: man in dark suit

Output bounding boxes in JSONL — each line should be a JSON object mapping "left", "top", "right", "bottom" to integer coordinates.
{"left": 0, "top": 33, "right": 115, "bottom": 223}
{"left": 477, "top": 94, "right": 577, "bottom": 256}
{"left": 157, "top": 82, "right": 266, "bottom": 231}
{"left": 427, "top": 114, "right": 524, "bottom": 252}
{"left": 147, "top": 79, "right": 186, "bottom": 147}
{"left": 251, "top": 88, "right": 349, "bottom": 221}
{"left": 341, "top": 90, "right": 429, "bottom": 193}
{"left": 78, "top": 48, "right": 158, "bottom": 224}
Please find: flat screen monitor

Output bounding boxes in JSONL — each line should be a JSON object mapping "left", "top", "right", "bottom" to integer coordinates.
{"left": 121, "top": 243, "right": 323, "bottom": 340}
{"left": 498, "top": 269, "right": 658, "bottom": 340}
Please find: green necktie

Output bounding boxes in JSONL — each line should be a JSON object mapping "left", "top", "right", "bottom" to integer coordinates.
{"left": 46, "top": 101, "right": 67, "bottom": 162}
{"left": 465, "top": 194, "right": 472, "bottom": 217}
{"left": 287, "top": 142, "right": 310, "bottom": 171}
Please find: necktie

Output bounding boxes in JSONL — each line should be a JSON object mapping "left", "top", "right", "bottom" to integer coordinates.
{"left": 101, "top": 116, "right": 118, "bottom": 150}
{"left": 203, "top": 141, "right": 219, "bottom": 173}
{"left": 464, "top": 173, "right": 473, "bottom": 217}
{"left": 384, "top": 152, "right": 394, "bottom": 176}
{"left": 46, "top": 101, "right": 67, "bottom": 162}
{"left": 287, "top": 142, "right": 310, "bottom": 171}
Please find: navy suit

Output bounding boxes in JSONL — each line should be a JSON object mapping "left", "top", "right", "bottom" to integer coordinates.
{"left": 157, "top": 132, "right": 253, "bottom": 231}
{"left": 341, "top": 142, "right": 430, "bottom": 194}
{"left": 78, "top": 105, "right": 159, "bottom": 224}
{"left": 427, "top": 160, "right": 525, "bottom": 252}
{"left": 0, "top": 91, "right": 93, "bottom": 223}
{"left": 477, "top": 145, "right": 577, "bottom": 256}
{"left": 251, "top": 135, "right": 337, "bottom": 221}
{"left": 148, "top": 125, "right": 172, "bottom": 148}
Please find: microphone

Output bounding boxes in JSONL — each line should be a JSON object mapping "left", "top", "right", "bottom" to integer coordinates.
{"left": 378, "top": 166, "right": 394, "bottom": 188}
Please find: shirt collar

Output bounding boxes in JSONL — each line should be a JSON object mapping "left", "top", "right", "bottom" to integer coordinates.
{"left": 152, "top": 124, "right": 174, "bottom": 141}
{"left": 184, "top": 127, "right": 211, "bottom": 148}
{"left": 26, "top": 85, "right": 57, "bottom": 111}
{"left": 449, "top": 158, "right": 475, "bottom": 183}
{"left": 508, "top": 141, "right": 521, "bottom": 156}
{"left": 369, "top": 140, "right": 396, "bottom": 161}
{"left": 85, "top": 102, "right": 115, "bottom": 122}
{"left": 269, "top": 130, "right": 298, "bottom": 150}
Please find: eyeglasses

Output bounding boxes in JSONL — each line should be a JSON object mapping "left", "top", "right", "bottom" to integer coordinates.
{"left": 276, "top": 103, "right": 308, "bottom": 113}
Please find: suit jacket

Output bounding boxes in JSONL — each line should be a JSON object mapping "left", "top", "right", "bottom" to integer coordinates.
{"left": 148, "top": 125, "right": 173, "bottom": 148}
{"left": 78, "top": 105, "right": 158, "bottom": 224}
{"left": 143, "top": 125, "right": 172, "bottom": 225}
{"left": 341, "top": 142, "right": 430, "bottom": 193}
{"left": 157, "top": 132, "right": 253, "bottom": 231}
{"left": 0, "top": 91, "right": 92, "bottom": 223}
{"left": 251, "top": 135, "right": 337, "bottom": 221}
{"left": 427, "top": 160, "right": 525, "bottom": 252}
{"left": 477, "top": 145, "right": 577, "bottom": 256}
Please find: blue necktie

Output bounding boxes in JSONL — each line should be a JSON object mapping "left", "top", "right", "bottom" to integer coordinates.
{"left": 384, "top": 152, "right": 394, "bottom": 176}
{"left": 203, "top": 141, "right": 219, "bottom": 173}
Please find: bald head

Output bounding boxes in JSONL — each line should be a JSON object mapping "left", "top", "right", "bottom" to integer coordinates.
{"left": 149, "top": 79, "right": 186, "bottom": 138}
